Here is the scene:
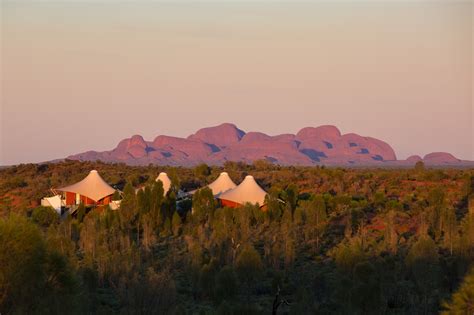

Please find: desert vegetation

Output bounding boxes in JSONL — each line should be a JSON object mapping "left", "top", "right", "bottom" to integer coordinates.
{"left": 0, "top": 160, "right": 473, "bottom": 314}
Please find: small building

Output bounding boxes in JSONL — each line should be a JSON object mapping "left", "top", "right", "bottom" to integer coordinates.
{"left": 218, "top": 175, "right": 267, "bottom": 208}
{"left": 56, "top": 170, "right": 116, "bottom": 206}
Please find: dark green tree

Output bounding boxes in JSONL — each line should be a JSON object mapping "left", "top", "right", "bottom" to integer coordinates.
{"left": 119, "top": 182, "right": 137, "bottom": 229}
{"left": 301, "top": 194, "right": 327, "bottom": 250}
{"left": 0, "top": 215, "right": 76, "bottom": 313}
{"left": 150, "top": 181, "right": 165, "bottom": 227}
{"left": 194, "top": 163, "right": 211, "bottom": 180}
{"left": 265, "top": 188, "right": 283, "bottom": 223}
{"left": 406, "top": 235, "right": 440, "bottom": 313}
{"left": 282, "top": 184, "right": 298, "bottom": 214}
{"left": 172, "top": 211, "right": 182, "bottom": 235}
{"left": 112, "top": 190, "right": 121, "bottom": 201}
{"left": 415, "top": 160, "right": 425, "bottom": 172}
{"left": 235, "top": 244, "right": 263, "bottom": 288}
{"left": 350, "top": 262, "right": 382, "bottom": 314}
{"left": 31, "top": 206, "right": 59, "bottom": 228}
{"left": 442, "top": 267, "right": 474, "bottom": 314}
{"left": 215, "top": 266, "right": 238, "bottom": 303}
{"left": 199, "top": 258, "right": 219, "bottom": 299}
{"left": 428, "top": 188, "right": 446, "bottom": 239}
{"left": 192, "top": 187, "right": 216, "bottom": 224}
{"left": 76, "top": 202, "right": 86, "bottom": 223}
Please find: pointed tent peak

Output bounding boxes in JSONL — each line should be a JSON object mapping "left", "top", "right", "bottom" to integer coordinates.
{"left": 156, "top": 172, "right": 171, "bottom": 195}
{"left": 218, "top": 174, "right": 267, "bottom": 206}
{"left": 241, "top": 175, "right": 258, "bottom": 185}
{"left": 207, "top": 172, "right": 237, "bottom": 196}
{"left": 57, "top": 170, "right": 116, "bottom": 202}
{"left": 216, "top": 172, "right": 232, "bottom": 180}
{"left": 187, "top": 172, "right": 235, "bottom": 196}
{"left": 87, "top": 170, "right": 108, "bottom": 183}
{"left": 156, "top": 172, "right": 171, "bottom": 182}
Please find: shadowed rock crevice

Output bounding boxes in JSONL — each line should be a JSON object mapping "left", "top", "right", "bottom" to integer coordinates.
{"left": 372, "top": 155, "right": 383, "bottom": 161}
{"left": 265, "top": 156, "right": 278, "bottom": 163}
{"left": 206, "top": 144, "right": 221, "bottom": 153}
{"left": 299, "top": 149, "right": 327, "bottom": 162}
{"left": 323, "top": 141, "right": 333, "bottom": 149}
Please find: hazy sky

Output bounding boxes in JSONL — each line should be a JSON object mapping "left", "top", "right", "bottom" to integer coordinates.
{"left": 1, "top": 1, "right": 473, "bottom": 165}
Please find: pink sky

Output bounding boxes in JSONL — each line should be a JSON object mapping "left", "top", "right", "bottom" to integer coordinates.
{"left": 1, "top": 1, "right": 473, "bottom": 164}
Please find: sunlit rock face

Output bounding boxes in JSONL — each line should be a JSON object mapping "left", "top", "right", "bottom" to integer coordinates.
{"left": 67, "top": 123, "right": 470, "bottom": 167}
{"left": 406, "top": 155, "right": 423, "bottom": 163}
{"left": 423, "top": 152, "right": 459, "bottom": 165}
{"left": 187, "top": 123, "right": 245, "bottom": 149}
{"left": 295, "top": 126, "right": 397, "bottom": 164}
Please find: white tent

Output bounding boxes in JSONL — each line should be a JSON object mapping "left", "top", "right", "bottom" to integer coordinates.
{"left": 190, "top": 172, "right": 237, "bottom": 197}
{"left": 41, "top": 195, "right": 63, "bottom": 214}
{"left": 57, "top": 170, "right": 116, "bottom": 202}
{"left": 219, "top": 175, "right": 267, "bottom": 206}
{"left": 207, "top": 172, "right": 237, "bottom": 196}
{"left": 156, "top": 172, "right": 171, "bottom": 196}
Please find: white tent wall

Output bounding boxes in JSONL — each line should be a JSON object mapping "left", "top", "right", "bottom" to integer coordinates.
{"left": 40, "top": 195, "right": 62, "bottom": 214}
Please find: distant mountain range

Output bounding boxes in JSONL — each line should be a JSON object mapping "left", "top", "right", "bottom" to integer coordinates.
{"left": 67, "top": 123, "right": 473, "bottom": 167}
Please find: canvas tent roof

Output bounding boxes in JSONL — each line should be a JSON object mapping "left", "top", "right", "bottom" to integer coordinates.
{"left": 57, "top": 170, "right": 116, "bottom": 202}
{"left": 206, "top": 172, "right": 237, "bottom": 196}
{"left": 156, "top": 172, "right": 171, "bottom": 195}
{"left": 218, "top": 175, "right": 267, "bottom": 206}
{"left": 190, "top": 172, "right": 237, "bottom": 197}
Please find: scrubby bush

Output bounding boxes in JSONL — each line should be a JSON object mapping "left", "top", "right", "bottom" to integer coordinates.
{"left": 31, "top": 206, "right": 59, "bottom": 227}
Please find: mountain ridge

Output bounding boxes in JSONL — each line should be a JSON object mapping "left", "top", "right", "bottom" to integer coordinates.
{"left": 67, "top": 123, "right": 473, "bottom": 167}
